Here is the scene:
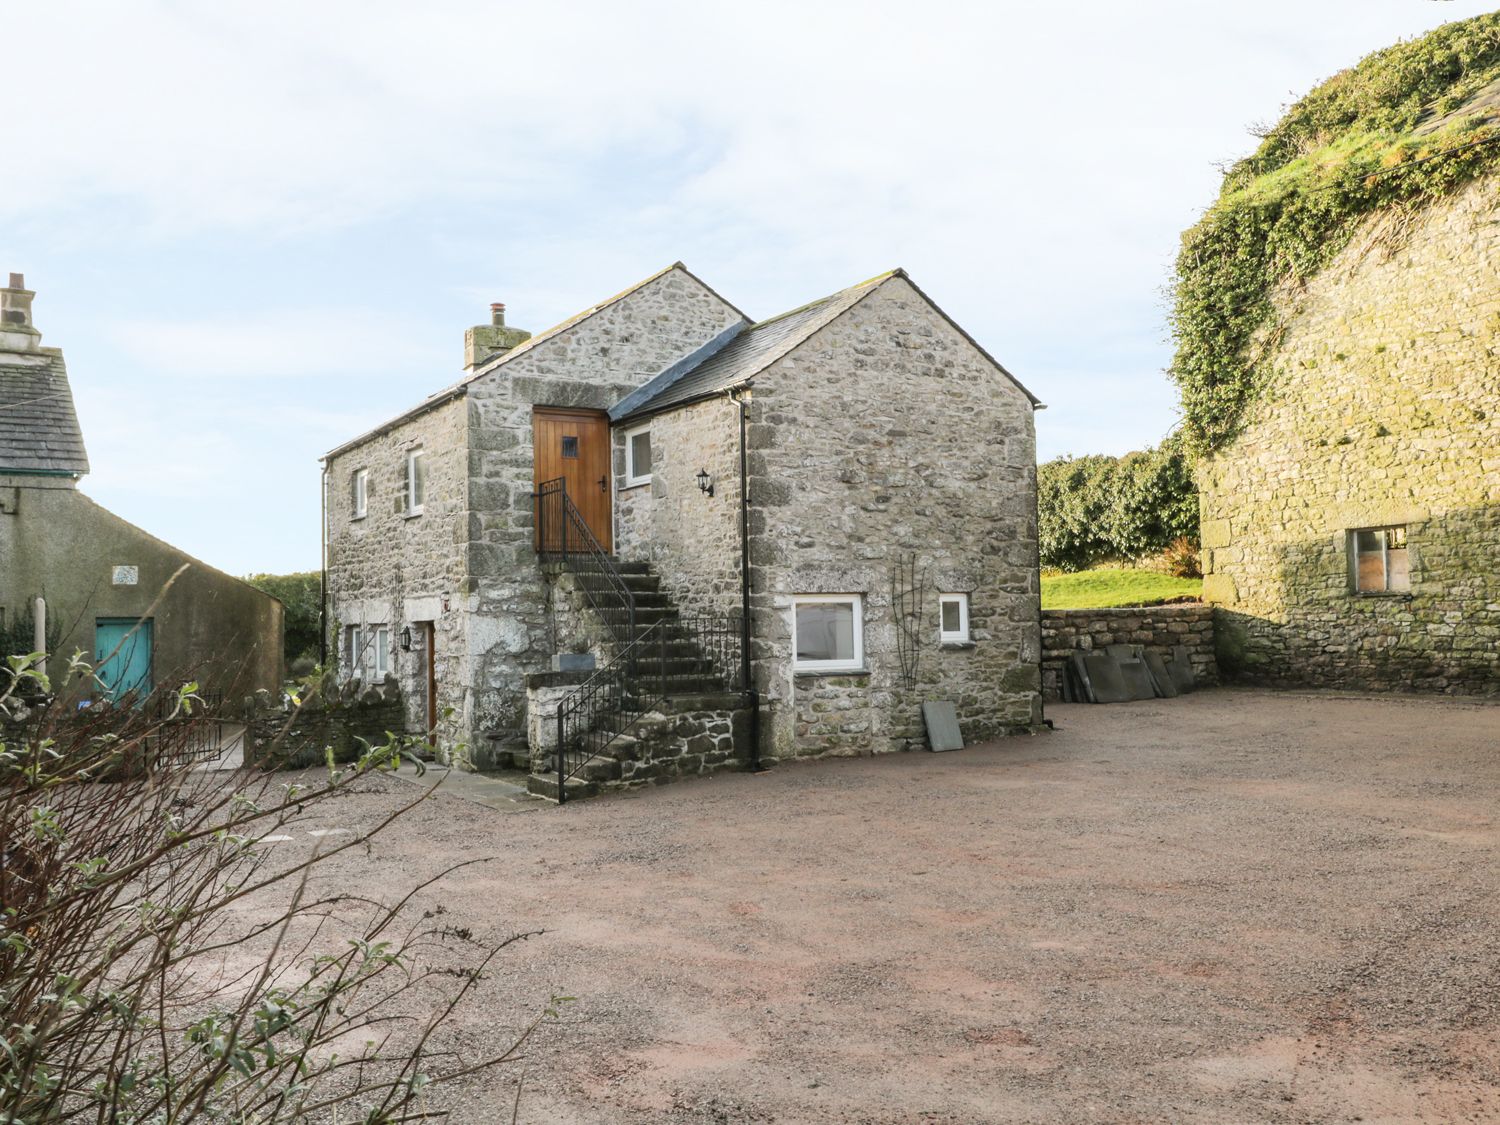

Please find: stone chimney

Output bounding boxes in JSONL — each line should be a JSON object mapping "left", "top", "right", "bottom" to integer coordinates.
{"left": 464, "top": 301, "right": 531, "bottom": 373}
{"left": 1, "top": 273, "right": 43, "bottom": 356}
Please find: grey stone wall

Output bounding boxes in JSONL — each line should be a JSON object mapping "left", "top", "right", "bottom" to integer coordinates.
{"left": 323, "top": 395, "right": 469, "bottom": 751}
{"left": 614, "top": 395, "right": 744, "bottom": 620}
{"left": 1040, "top": 605, "right": 1216, "bottom": 699}
{"left": 746, "top": 275, "right": 1041, "bottom": 759}
{"left": 463, "top": 267, "right": 745, "bottom": 748}
{"left": 1200, "top": 179, "right": 1500, "bottom": 693}
{"left": 245, "top": 676, "right": 406, "bottom": 769}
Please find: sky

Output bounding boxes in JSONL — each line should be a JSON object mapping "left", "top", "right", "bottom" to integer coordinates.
{"left": 3, "top": 0, "right": 1493, "bottom": 576}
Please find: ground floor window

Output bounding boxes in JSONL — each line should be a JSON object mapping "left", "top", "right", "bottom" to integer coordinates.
{"left": 346, "top": 624, "right": 390, "bottom": 679}
{"left": 1350, "top": 525, "right": 1409, "bottom": 593}
{"left": 793, "top": 595, "right": 863, "bottom": 672}
{"left": 939, "top": 592, "right": 970, "bottom": 643}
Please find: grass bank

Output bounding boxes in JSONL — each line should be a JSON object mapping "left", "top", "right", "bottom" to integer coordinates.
{"left": 1042, "top": 569, "right": 1202, "bottom": 610}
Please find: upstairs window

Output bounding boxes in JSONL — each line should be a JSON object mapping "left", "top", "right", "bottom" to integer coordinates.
{"left": 1351, "top": 525, "right": 1409, "bottom": 593}
{"left": 623, "top": 424, "right": 652, "bottom": 488}
{"left": 406, "top": 449, "right": 426, "bottom": 515}
{"left": 939, "top": 592, "right": 970, "bottom": 644}
{"left": 351, "top": 469, "right": 368, "bottom": 519}
{"left": 792, "top": 595, "right": 864, "bottom": 672}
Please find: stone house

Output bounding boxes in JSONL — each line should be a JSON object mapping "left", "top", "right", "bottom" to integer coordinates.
{"left": 1200, "top": 179, "right": 1500, "bottom": 692}
{"left": 322, "top": 264, "right": 1042, "bottom": 794}
{"left": 0, "top": 274, "right": 283, "bottom": 700}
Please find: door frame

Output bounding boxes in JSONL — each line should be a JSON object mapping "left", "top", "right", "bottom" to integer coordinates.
{"left": 532, "top": 405, "right": 613, "bottom": 553}
{"left": 94, "top": 616, "right": 155, "bottom": 703}
{"left": 424, "top": 623, "right": 437, "bottom": 741}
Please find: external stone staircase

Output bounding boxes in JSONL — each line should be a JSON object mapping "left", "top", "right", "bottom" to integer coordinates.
{"left": 525, "top": 559, "right": 752, "bottom": 802}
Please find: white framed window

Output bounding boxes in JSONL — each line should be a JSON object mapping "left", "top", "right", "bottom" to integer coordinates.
{"left": 1350, "top": 525, "right": 1409, "bottom": 593}
{"left": 346, "top": 624, "right": 390, "bottom": 679}
{"left": 406, "top": 449, "right": 426, "bottom": 515}
{"left": 351, "top": 469, "right": 368, "bottom": 519}
{"left": 623, "top": 424, "right": 652, "bottom": 488}
{"left": 792, "top": 594, "right": 864, "bottom": 673}
{"left": 939, "top": 592, "right": 970, "bottom": 644}
{"left": 345, "top": 625, "right": 363, "bottom": 677}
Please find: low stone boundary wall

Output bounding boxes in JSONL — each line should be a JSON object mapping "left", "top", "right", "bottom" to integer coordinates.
{"left": 1041, "top": 605, "right": 1216, "bottom": 700}
{"left": 246, "top": 676, "right": 406, "bottom": 768}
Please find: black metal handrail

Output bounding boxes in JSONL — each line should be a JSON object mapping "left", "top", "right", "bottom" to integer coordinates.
{"left": 553, "top": 612, "right": 745, "bottom": 802}
{"left": 534, "top": 478, "right": 636, "bottom": 644}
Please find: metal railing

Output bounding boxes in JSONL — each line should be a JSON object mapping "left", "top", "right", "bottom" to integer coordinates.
{"left": 149, "top": 690, "right": 227, "bottom": 762}
{"left": 534, "top": 478, "right": 636, "bottom": 644}
{"left": 553, "top": 613, "right": 744, "bottom": 801}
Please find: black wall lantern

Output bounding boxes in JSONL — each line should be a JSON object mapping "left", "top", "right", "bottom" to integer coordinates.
{"left": 400, "top": 625, "right": 413, "bottom": 652}
{"left": 696, "top": 468, "right": 714, "bottom": 498}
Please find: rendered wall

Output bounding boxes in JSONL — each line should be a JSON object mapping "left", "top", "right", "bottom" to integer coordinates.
{"left": 746, "top": 276, "right": 1041, "bottom": 759}
{"left": 0, "top": 478, "right": 283, "bottom": 698}
{"left": 1200, "top": 180, "right": 1500, "bottom": 693}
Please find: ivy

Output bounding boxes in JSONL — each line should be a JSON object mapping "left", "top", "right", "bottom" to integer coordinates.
{"left": 1171, "top": 12, "right": 1500, "bottom": 454}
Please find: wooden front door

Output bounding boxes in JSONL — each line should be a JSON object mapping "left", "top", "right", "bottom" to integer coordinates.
{"left": 533, "top": 407, "right": 612, "bottom": 552}
{"left": 424, "top": 624, "right": 437, "bottom": 741}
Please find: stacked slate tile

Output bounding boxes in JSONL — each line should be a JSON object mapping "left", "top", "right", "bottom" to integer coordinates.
{"left": 1062, "top": 643, "right": 1197, "bottom": 704}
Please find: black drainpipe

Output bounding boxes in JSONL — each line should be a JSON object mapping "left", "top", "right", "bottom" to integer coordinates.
{"left": 319, "top": 462, "right": 329, "bottom": 669}
{"left": 732, "top": 387, "right": 763, "bottom": 770}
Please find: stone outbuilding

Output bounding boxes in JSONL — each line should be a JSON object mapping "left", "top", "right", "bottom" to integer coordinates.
{"left": 322, "top": 264, "right": 1042, "bottom": 792}
{"left": 1200, "top": 180, "right": 1500, "bottom": 693}
{"left": 0, "top": 274, "right": 284, "bottom": 701}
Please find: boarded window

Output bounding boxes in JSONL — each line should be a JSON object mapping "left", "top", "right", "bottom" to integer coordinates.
{"left": 1352, "top": 526, "right": 1409, "bottom": 593}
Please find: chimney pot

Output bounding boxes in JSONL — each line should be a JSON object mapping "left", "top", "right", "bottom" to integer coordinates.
{"left": 7, "top": 273, "right": 22, "bottom": 289}
{"left": 490, "top": 302, "right": 506, "bottom": 327}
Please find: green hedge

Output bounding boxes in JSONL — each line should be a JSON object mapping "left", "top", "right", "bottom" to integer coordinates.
{"left": 1038, "top": 443, "right": 1198, "bottom": 571}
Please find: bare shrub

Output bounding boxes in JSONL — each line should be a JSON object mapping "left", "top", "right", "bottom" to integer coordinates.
{"left": 1160, "top": 536, "right": 1203, "bottom": 579}
{"left": 1, "top": 650, "right": 553, "bottom": 1123}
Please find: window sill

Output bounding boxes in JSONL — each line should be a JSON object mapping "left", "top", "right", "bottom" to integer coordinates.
{"left": 794, "top": 668, "right": 870, "bottom": 680}
{"left": 403, "top": 509, "right": 425, "bottom": 520}
{"left": 1350, "top": 590, "right": 1412, "bottom": 600}
{"left": 351, "top": 514, "right": 367, "bottom": 522}
{"left": 619, "top": 479, "right": 652, "bottom": 493}
{"left": 939, "top": 640, "right": 976, "bottom": 651}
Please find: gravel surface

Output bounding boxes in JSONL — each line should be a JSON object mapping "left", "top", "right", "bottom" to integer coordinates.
{"left": 246, "top": 688, "right": 1500, "bottom": 1123}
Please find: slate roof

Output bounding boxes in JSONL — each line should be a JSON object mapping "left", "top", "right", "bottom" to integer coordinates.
{"left": 613, "top": 268, "right": 1039, "bottom": 422}
{"left": 612, "top": 273, "right": 896, "bottom": 422}
{"left": 0, "top": 355, "right": 90, "bottom": 475}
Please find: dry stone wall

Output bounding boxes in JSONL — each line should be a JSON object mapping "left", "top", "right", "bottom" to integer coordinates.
{"left": 1200, "top": 179, "right": 1500, "bottom": 693}
{"left": 747, "top": 276, "right": 1041, "bottom": 759}
{"left": 1040, "top": 605, "right": 1216, "bottom": 699}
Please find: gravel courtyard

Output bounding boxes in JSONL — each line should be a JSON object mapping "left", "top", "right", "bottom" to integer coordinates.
{"left": 266, "top": 688, "right": 1500, "bottom": 1123}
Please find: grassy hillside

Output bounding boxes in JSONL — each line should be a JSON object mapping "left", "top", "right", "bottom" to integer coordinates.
{"left": 1042, "top": 569, "right": 1202, "bottom": 610}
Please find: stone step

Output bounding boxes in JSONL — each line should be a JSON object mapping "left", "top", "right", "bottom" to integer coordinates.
{"left": 525, "top": 773, "right": 600, "bottom": 802}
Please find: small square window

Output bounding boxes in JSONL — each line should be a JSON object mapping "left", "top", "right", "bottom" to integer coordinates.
{"left": 351, "top": 469, "right": 368, "bottom": 520}
{"left": 406, "top": 450, "right": 426, "bottom": 515}
{"left": 347, "top": 624, "right": 390, "bottom": 679}
{"left": 939, "top": 593, "right": 970, "bottom": 643}
{"left": 561, "top": 435, "right": 579, "bottom": 459}
{"left": 1350, "top": 525, "right": 1409, "bottom": 593}
{"left": 623, "top": 424, "right": 652, "bottom": 487}
{"left": 792, "top": 595, "right": 864, "bottom": 672}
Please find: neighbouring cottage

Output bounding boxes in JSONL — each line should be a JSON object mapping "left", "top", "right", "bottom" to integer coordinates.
{"left": 322, "top": 264, "right": 1042, "bottom": 795}
{"left": 0, "top": 274, "right": 284, "bottom": 700}
{"left": 1186, "top": 20, "right": 1500, "bottom": 693}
